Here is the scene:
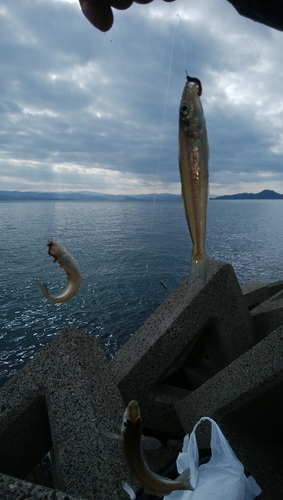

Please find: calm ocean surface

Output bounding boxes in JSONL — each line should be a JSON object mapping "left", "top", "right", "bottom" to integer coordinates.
{"left": 1, "top": 199, "right": 283, "bottom": 387}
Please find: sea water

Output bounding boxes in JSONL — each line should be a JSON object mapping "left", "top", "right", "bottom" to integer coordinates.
{"left": 1, "top": 199, "right": 283, "bottom": 387}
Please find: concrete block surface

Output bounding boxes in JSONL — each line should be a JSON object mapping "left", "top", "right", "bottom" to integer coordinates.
{"left": 0, "top": 328, "right": 132, "bottom": 500}
{"left": 0, "top": 472, "right": 85, "bottom": 500}
{"left": 268, "top": 280, "right": 283, "bottom": 297}
{"left": 175, "top": 326, "right": 283, "bottom": 432}
{"left": 174, "top": 327, "right": 283, "bottom": 499}
{"left": 251, "top": 289, "right": 283, "bottom": 340}
{"left": 241, "top": 281, "right": 269, "bottom": 310}
{"left": 111, "top": 260, "right": 256, "bottom": 434}
{"left": 241, "top": 280, "right": 283, "bottom": 312}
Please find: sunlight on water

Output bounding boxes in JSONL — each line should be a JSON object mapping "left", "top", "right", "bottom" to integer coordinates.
{"left": 1, "top": 199, "right": 283, "bottom": 387}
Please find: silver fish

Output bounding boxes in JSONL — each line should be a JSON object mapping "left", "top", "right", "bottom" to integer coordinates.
{"left": 179, "top": 76, "right": 209, "bottom": 282}
{"left": 35, "top": 239, "right": 82, "bottom": 303}
{"left": 120, "top": 400, "right": 193, "bottom": 496}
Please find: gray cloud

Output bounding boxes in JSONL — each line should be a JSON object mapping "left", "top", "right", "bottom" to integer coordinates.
{"left": 1, "top": 0, "right": 283, "bottom": 195}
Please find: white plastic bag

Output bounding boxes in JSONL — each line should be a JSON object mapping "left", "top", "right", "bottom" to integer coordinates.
{"left": 166, "top": 417, "right": 262, "bottom": 500}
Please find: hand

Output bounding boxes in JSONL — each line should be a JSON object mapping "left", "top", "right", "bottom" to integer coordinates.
{"left": 78, "top": 0, "right": 175, "bottom": 32}
{"left": 78, "top": 0, "right": 283, "bottom": 34}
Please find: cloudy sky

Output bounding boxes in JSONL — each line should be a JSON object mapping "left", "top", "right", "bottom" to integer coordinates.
{"left": 1, "top": 0, "right": 283, "bottom": 196}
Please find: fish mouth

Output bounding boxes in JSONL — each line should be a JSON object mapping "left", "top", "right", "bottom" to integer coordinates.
{"left": 125, "top": 400, "right": 141, "bottom": 423}
{"left": 186, "top": 75, "right": 202, "bottom": 96}
{"left": 47, "top": 240, "right": 58, "bottom": 262}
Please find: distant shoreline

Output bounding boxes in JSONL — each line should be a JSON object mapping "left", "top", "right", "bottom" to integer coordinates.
{"left": 211, "top": 189, "right": 283, "bottom": 200}
{"left": 0, "top": 196, "right": 181, "bottom": 202}
{"left": 1, "top": 189, "right": 283, "bottom": 201}
{"left": 0, "top": 191, "right": 181, "bottom": 202}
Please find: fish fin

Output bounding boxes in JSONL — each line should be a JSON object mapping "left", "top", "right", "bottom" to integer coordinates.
{"left": 142, "top": 435, "right": 162, "bottom": 450}
{"left": 100, "top": 429, "right": 121, "bottom": 441}
{"left": 35, "top": 280, "right": 49, "bottom": 299}
{"left": 177, "top": 468, "right": 194, "bottom": 491}
{"left": 189, "top": 254, "right": 207, "bottom": 282}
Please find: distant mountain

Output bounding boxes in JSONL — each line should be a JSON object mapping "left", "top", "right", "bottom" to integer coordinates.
{"left": 0, "top": 191, "right": 181, "bottom": 201}
{"left": 3, "top": 189, "right": 282, "bottom": 201}
{"left": 213, "top": 190, "right": 283, "bottom": 200}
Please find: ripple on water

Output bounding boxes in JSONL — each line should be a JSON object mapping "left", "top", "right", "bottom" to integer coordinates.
{"left": 1, "top": 200, "right": 283, "bottom": 387}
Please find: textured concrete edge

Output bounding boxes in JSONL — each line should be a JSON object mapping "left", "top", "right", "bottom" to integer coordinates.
{"left": 111, "top": 259, "right": 255, "bottom": 389}
{"left": 0, "top": 472, "right": 86, "bottom": 499}
{"left": 175, "top": 325, "right": 283, "bottom": 431}
{"left": 0, "top": 328, "right": 133, "bottom": 500}
{"left": 241, "top": 280, "right": 283, "bottom": 311}
{"left": 250, "top": 289, "right": 283, "bottom": 339}
{"left": 110, "top": 259, "right": 225, "bottom": 382}
{"left": 110, "top": 259, "right": 256, "bottom": 434}
{"left": 0, "top": 328, "right": 107, "bottom": 433}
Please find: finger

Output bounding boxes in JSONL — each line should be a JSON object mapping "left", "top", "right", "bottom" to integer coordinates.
{"left": 110, "top": 0, "right": 134, "bottom": 9}
{"left": 134, "top": 0, "right": 154, "bottom": 4}
{"left": 78, "top": 0, "right": 114, "bottom": 32}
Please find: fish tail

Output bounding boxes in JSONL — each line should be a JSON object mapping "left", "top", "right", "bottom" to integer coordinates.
{"left": 189, "top": 253, "right": 207, "bottom": 282}
{"left": 177, "top": 468, "right": 194, "bottom": 491}
{"left": 35, "top": 279, "right": 50, "bottom": 299}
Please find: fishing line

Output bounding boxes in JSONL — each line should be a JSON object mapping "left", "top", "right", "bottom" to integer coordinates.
{"left": 177, "top": 13, "right": 188, "bottom": 77}
{"left": 145, "top": 17, "right": 178, "bottom": 273}
{"left": 47, "top": 56, "right": 76, "bottom": 238}
{"left": 177, "top": 15, "right": 201, "bottom": 94}
{"left": 47, "top": 25, "right": 80, "bottom": 239}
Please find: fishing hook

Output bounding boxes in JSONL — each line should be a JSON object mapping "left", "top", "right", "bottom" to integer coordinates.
{"left": 186, "top": 73, "right": 202, "bottom": 96}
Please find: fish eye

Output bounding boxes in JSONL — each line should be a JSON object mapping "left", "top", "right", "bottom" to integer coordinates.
{"left": 181, "top": 104, "right": 188, "bottom": 114}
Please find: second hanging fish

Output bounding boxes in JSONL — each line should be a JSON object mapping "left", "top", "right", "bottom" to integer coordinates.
{"left": 178, "top": 76, "right": 209, "bottom": 282}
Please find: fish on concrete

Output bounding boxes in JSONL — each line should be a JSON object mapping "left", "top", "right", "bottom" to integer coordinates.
{"left": 35, "top": 239, "right": 82, "bottom": 303}
{"left": 106, "top": 400, "right": 193, "bottom": 496}
{"left": 179, "top": 76, "right": 209, "bottom": 282}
